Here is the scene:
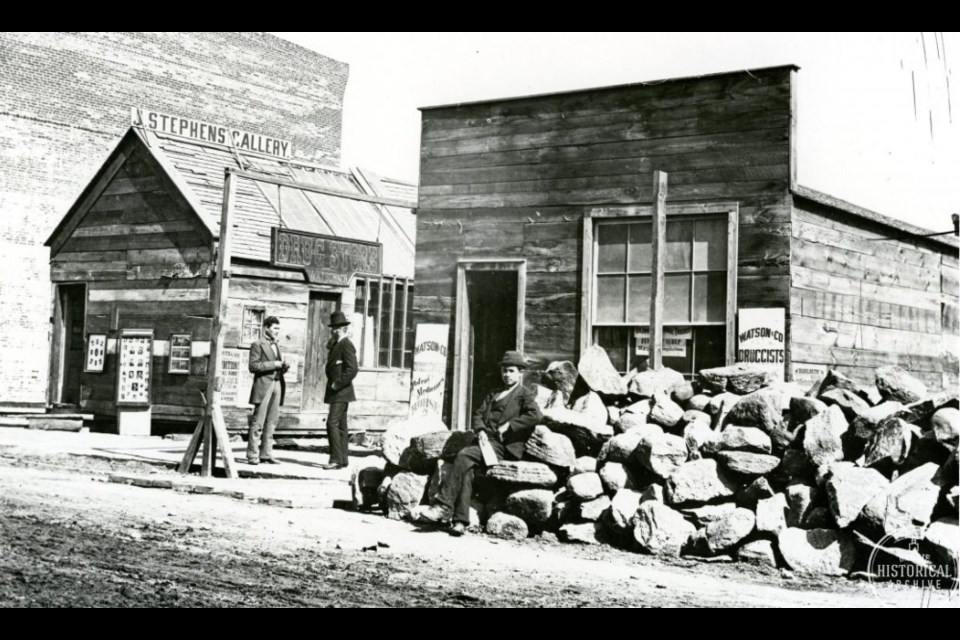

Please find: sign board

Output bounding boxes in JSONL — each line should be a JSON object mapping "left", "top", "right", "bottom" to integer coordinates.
{"left": 116, "top": 329, "right": 154, "bottom": 407}
{"left": 737, "top": 308, "right": 786, "bottom": 382}
{"left": 221, "top": 348, "right": 254, "bottom": 408}
{"left": 271, "top": 228, "right": 381, "bottom": 285}
{"left": 131, "top": 107, "right": 291, "bottom": 158}
{"left": 634, "top": 327, "right": 691, "bottom": 358}
{"left": 409, "top": 324, "right": 449, "bottom": 419}
{"left": 85, "top": 334, "right": 106, "bottom": 373}
{"left": 791, "top": 363, "right": 828, "bottom": 393}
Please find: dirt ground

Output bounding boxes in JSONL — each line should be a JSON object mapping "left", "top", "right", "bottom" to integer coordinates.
{"left": 0, "top": 438, "right": 951, "bottom": 607}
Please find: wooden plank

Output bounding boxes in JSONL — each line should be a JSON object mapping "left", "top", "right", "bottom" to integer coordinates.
{"left": 795, "top": 288, "right": 941, "bottom": 333}
{"left": 126, "top": 263, "right": 211, "bottom": 281}
{"left": 791, "top": 342, "right": 944, "bottom": 373}
{"left": 52, "top": 250, "right": 126, "bottom": 264}
{"left": 229, "top": 264, "right": 307, "bottom": 282}
{"left": 61, "top": 231, "right": 207, "bottom": 254}
{"left": 227, "top": 278, "right": 308, "bottom": 305}
{"left": 792, "top": 236, "right": 940, "bottom": 293}
{"left": 790, "top": 315, "right": 942, "bottom": 359}
{"left": 791, "top": 265, "right": 940, "bottom": 312}
{"left": 943, "top": 265, "right": 959, "bottom": 297}
{"left": 726, "top": 208, "right": 739, "bottom": 365}
{"left": 88, "top": 288, "right": 209, "bottom": 303}
{"left": 737, "top": 274, "right": 790, "bottom": 308}
{"left": 52, "top": 264, "right": 128, "bottom": 282}
{"left": 127, "top": 247, "right": 211, "bottom": 265}
{"left": 649, "top": 171, "right": 667, "bottom": 369}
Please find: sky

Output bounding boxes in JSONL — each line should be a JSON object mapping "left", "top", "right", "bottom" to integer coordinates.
{"left": 273, "top": 32, "right": 957, "bottom": 233}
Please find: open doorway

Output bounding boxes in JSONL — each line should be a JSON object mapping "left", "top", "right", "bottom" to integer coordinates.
{"left": 452, "top": 260, "right": 526, "bottom": 430}
{"left": 50, "top": 284, "right": 86, "bottom": 406}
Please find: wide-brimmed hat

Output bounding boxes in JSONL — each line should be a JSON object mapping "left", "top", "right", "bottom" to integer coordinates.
{"left": 499, "top": 350, "right": 527, "bottom": 369}
{"left": 329, "top": 311, "right": 351, "bottom": 327}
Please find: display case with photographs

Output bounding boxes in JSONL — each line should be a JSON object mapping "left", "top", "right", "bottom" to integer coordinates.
{"left": 116, "top": 329, "right": 154, "bottom": 407}
{"left": 168, "top": 333, "right": 192, "bottom": 374}
{"left": 85, "top": 333, "right": 107, "bottom": 373}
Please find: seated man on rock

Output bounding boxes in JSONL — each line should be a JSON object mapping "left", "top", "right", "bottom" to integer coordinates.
{"left": 415, "top": 350, "right": 542, "bottom": 536}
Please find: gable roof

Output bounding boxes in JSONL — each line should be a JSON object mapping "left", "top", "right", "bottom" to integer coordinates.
{"left": 47, "top": 127, "right": 418, "bottom": 278}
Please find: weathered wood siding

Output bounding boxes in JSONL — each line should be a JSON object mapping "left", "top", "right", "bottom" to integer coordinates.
{"left": 415, "top": 67, "right": 796, "bottom": 419}
{"left": 789, "top": 195, "right": 958, "bottom": 390}
{"left": 50, "top": 142, "right": 214, "bottom": 421}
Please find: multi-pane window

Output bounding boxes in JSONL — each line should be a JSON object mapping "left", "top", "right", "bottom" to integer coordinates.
{"left": 593, "top": 216, "right": 729, "bottom": 377}
{"left": 355, "top": 276, "right": 414, "bottom": 370}
{"left": 168, "top": 333, "right": 192, "bottom": 374}
{"left": 241, "top": 306, "right": 265, "bottom": 344}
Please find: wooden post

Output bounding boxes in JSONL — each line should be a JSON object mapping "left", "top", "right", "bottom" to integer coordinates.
{"left": 178, "top": 169, "right": 238, "bottom": 478}
{"left": 649, "top": 171, "right": 668, "bottom": 371}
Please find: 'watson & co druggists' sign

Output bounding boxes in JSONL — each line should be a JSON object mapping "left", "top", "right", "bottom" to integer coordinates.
{"left": 271, "top": 228, "right": 381, "bottom": 285}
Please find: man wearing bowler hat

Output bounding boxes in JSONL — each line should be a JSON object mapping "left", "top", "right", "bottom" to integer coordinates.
{"left": 323, "top": 310, "right": 358, "bottom": 470}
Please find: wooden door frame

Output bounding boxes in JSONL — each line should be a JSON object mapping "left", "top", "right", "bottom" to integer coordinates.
{"left": 48, "top": 283, "right": 87, "bottom": 406}
{"left": 301, "top": 289, "right": 342, "bottom": 413}
{"left": 451, "top": 259, "right": 526, "bottom": 431}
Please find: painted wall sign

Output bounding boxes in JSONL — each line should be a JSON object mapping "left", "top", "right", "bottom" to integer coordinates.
{"left": 634, "top": 327, "right": 691, "bottom": 358}
{"left": 271, "top": 228, "right": 381, "bottom": 285}
{"left": 409, "top": 324, "right": 449, "bottom": 420}
{"left": 737, "top": 308, "right": 786, "bottom": 382}
{"left": 131, "top": 107, "right": 291, "bottom": 158}
{"left": 116, "top": 329, "right": 154, "bottom": 406}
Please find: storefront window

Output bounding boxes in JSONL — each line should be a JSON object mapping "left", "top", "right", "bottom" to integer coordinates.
{"left": 355, "top": 276, "right": 414, "bottom": 370}
{"left": 593, "top": 216, "right": 729, "bottom": 377}
{"left": 241, "top": 306, "right": 265, "bottom": 344}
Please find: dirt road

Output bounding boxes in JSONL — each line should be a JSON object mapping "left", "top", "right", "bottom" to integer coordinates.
{"left": 0, "top": 442, "right": 943, "bottom": 607}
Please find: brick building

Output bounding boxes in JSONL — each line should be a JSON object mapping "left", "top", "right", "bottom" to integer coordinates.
{"left": 0, "top": 32, "right": 348, "bottom": 407}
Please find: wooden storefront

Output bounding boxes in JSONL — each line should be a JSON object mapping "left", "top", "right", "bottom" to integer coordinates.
{"left": 45, "top": 118, "right": 417, "bottom": 434}
{"left": 413, "top": 65, "right": 959, "bottom": 429}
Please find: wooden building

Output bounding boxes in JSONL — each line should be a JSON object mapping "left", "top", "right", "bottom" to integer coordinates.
{"left": 413, "top": 65, "right": 959, "bottom": 429}
{"left": 45, "top": 119, "right": 417, "bottom": 434}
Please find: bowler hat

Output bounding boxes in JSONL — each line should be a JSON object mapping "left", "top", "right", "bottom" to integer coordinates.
{"left": 329, "top": 311, "right": 351, "bottom": 327}
{"left": 499, "top": 350, "right": 527, "bottom": 369}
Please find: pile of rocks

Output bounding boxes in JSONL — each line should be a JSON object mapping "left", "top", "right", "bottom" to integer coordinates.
{"left": 355, "top": 347, "right": 958, "bottom": 579}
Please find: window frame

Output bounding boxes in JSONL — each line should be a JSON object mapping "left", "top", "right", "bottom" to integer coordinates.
{"left": 354, "top": 274, "right": 415, "bottom": 371}
{"left": 241, "top": 305, "right": 265, "bottom": 345}
{"left": 167, "top": 333, "right": 192, "bottom": 375}
{"left": 581, "top": 203, "right": 739, "bottom": 368}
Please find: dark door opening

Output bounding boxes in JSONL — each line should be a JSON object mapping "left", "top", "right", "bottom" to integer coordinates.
{"left": 302, "top": 291, "right": 340, "bottom": 412}
{"left": 466, "top": 271, "right": 518, "bottom": 410}
{"left": 52, "top": 284, "right": 85, "bottom": 405}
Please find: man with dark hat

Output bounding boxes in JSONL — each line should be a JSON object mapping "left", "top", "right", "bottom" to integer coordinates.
{"left": 323, "top": 310, "right": 358, "bottom": 470}
{"left": 416, "top": 350, "right": 542, "bottom": 535}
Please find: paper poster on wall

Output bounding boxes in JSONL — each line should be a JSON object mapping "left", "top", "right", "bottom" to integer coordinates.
{"left": 409, "top": 324, "right": 449, "bottom": 419}
{"left": 791, "top": 363, "right": 827, "bottom": 393}
{"left": 737, "top": 308, "right": 786, "bottom": 382}
{"left": 116, "top": 330, "right": 154, "bottom": 406}
{"left": 85, "top": 334, "right": 106, "bottom": 373}
{"left": 634, "top": 327, "right": 691, "bottom": 358}
{"left": 283, "top": 353, "right": 299, "bottom": 383}
{"left": 221, "top": 348, "right": 254, "bottom": 408}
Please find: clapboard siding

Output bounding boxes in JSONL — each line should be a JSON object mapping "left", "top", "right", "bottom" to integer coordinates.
{"left": 790, "top": 196, "right": 958, "bottom": 390}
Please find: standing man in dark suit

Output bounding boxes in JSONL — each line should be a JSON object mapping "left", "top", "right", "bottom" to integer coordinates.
{"left": 416, "top": 350, "right": 541, "bottom": 535}
{"left": 323, "top": 311, "right": 358, "bottom": 470}
{"left": 247, "top": 316, "right": 288, "bottom": 465}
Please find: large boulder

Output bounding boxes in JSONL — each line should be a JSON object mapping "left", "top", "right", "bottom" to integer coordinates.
{"left": 384, "top": 472, "right": 429, "bottom": 520}
{"left": 665, "top": 459, "right": 737, "bottom": 506}
{"left": 737, "top": 540, "right": 778, "bottom": 568}
{"left": 578, "top": 346, "right": 628, "bottom": 396}
{"left": 597, "top": 431, "right": 646, "bottom": 465}
{"left": 724, "top": 388, "right": 783, "bottom": 433}
{"left": 923, "top": 518, "right": 959, "bottom": 570}
{"left": 632, "top": 501, "right": 695, "bottom": 557}
{"left": 803, "top": 404, "right": 848, "bottom": 467}
{"left": 681, "top": 503, "right": 737, "bottom": 529}
{"left": 544, "top": 360, "right": 580, "bottom": 399}
{"left": 599, "top": 462, "right": 637, "bottom": 494}
{"left": 882, "top": 462, "right": 941, "bottom": 539}
{"left": 857, "top": 384, "right": 883, "bottom": 407}
{"left": 863, "top": 417, "right": 915, "bottom": 468}
{"left": 819, "top": 388, "right": 871, "bottom": 421}
{"left": 524, "top": 425, "right": 576, "bottom": 468}
{"left": 577, "top": 495, "right": 612, "bottom": 522}
{"left": 485, "top": 512, "right": 529, "bottom": 540}
{"left": 851, "top": 402, "right": 905, "bottom": 440}
{"left": 559, "top": 522, "right": 604, "bottom": 544}
{"left": 640, "top": 483, "right": 665, "bottom": 503}
{"left": 698, "top": 363, "right": 772, "bottom": 395}
{"left": 567, "top": 472, "right": 604, "bottom": 501}
{"left": 672, "top": 382, "right": 696, "bottom": 406}
{"left": 774, "top": 450, "right": 816, "bottom": 485}
{"left": 720, "top": 426, "right": 772, "bottom": 454}
{"left": 786, "top": 484, "right": 821, "bottom": 528}
{"left": 756, "top": 493, "right": 788, "bottom": 535}
{"left": 683, "top": 409, "right": 712, "bottom": 428}
{"left": 629, "top": 367, "right": 686, "bottom": 399}
{"left": 875, "top": 366, "right": 928, "bottom": 404}
{"left": 487, "top": 461, "right": 559, "bottom": 488}
{"left": 505, "top": 489, "right": 555, "bottom": 527}
{"left": 717, "top": 451, "right": 780, "bottom": 477}
{"left": 931, "top": 408, "right": 960, "bottom": 450}
{"left": 817, "top": 369, "right": 860, "bottom": 396}
{"left": 777, "top": 528, "right": 856, "bottom": 576}
{"left": 572, "top": 456, "right": 597, "bottom": 475}
{"left": 790, "top": 397, "right": 828, "bottom": 426}
{"left": 686, "top": 394, "right": 711, "bottom": 413}
{"left": 683, "top": 420, "right": 719, "bottom": 460}
{"left": 824, "top": 463, "right": 889, "bottom": 528}
{"left": 533, "top": 384, "right": 565, "bottom": 412}
{"left": 706, "top": 392, "right": 741, "bottom": 417}
{"left": 648, "top": 393, "right": 685, "bottom": 429}
{"left": 569, "top": 390, "right": 609, "bottom": 425}
{"left": 704, "top": 508, "right": 756, "bottom": 554}
{"left": 605, "top": 489, "right": 643, "bottom": 534}
{"left": 635, "top": 433, "right": 688, "bottom": 479}
{"left": 402, "top": 430, "right": 476, "bottom": 471}
{"left": 737, "top": 477, "right": 776, "bottom": 510}
{"left": 542, "top": 407, "right": 614, "bottom": 456}
{"left": 381, "top": 417, "right": 448, "bottom": 466}
{"left": 351, "top": 466, "right": 386, "bottom": 511}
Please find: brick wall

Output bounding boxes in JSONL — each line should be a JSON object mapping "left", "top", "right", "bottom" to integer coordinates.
{"left": 0, "top": 32, "right": 348, "bottom": 405}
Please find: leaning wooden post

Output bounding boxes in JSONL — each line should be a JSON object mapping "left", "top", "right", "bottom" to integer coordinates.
{"left": 649, "top": 171, "right": 668, "bottom": 371}
{"left": 178, "top": 168, "right": 238, "bottom": 479}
